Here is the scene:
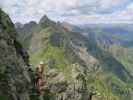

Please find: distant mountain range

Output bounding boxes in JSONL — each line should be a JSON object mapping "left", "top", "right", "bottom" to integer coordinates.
{"left": 15, "top": 15, "right": 133, "bottom": 100}
{"left": 76, "top": 24, "right": 133, "bottom": 46}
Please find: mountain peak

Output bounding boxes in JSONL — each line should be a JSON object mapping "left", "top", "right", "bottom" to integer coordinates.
{"left": 15, "top": 22, "right": 24, "bottom": 28}
{"left": 39, "top": 14, "right": 55, "bottom": 28}
{"left": 39, "top": 15, "right": 49, "bottom": 24}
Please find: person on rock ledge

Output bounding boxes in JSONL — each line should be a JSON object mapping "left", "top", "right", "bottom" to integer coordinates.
{"left": 35, "top": 61, "right": 45, "bottom": 93}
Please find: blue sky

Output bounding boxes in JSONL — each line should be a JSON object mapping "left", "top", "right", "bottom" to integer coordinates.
{"left": 0, "top": 0, "right": 133, "bottom": 24}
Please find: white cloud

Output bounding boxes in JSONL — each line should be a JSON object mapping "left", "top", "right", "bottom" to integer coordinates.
{"left": 0, "top": 0, "right": 133, "bottom": 24}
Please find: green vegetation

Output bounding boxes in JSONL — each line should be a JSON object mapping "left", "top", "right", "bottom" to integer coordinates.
{"left": 0, "top": 96, "right": 9, "bottom": 100}
{"left": 16, "top": 14, "right": 133, "bottom": 100}
{"left": 86, "top": 71, "right": 132, "bottom": 100}
{"left": 119, "top": 48, "right": 133, "bottom": 77}
{"left": 30, "top": 27, "right": 72, "bottom": 80}
{"left": 0, "top": 8, "right": 15, "bottom": 34}
{"left": 93, "top": 29, "right": 133, "bottom": 100}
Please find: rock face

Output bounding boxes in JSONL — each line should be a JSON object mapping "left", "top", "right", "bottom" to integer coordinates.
{"left": 15, "top": 21, "right": 37, "bottom": 50}
{"left": 43, "top": 64, "right": 90, "bottom": 100}
{"left": 0, "top": 9, "right": 32, "bottom": 100}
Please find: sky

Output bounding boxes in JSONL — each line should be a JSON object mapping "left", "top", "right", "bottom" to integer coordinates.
{"left": 0, "top": 0, "right": 133, "bottom": 24}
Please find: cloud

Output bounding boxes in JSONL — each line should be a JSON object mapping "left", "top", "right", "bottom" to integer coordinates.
{"left": 0, "top": 0, "right": 133, "bottom": 24}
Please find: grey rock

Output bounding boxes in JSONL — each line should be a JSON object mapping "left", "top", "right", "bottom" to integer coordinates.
{"left": 0, "top": 9, "right": 34, "bottom": 100}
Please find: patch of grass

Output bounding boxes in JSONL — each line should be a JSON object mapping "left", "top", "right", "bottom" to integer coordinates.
{"left": 29, "top": 26, "right": 72, "bottom": 80}
{"left": 30, "top": 43, "right": 72, "bottom": 80}
{"left": 87, "top": 78, "right": 120, "bottom": 100}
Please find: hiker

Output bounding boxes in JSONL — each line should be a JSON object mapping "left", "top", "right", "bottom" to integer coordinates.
{"left": 35, "top": 61, "right": 45, "bottom": 93}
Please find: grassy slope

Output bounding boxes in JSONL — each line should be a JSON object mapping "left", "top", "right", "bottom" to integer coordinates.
{"left": 30, "top": 27, "right": 72, "bottom": 80}
{"left": 110, "top": 45, "right": 133, "bottom": 77}
{"left": 110, "top": 46, "right": 133, "bottom": 98}
{"left": 93, "top": 28, "right": 133, "bottom": 99}
{"left": 30, "top": 23, "right": 132, "bottom": 100}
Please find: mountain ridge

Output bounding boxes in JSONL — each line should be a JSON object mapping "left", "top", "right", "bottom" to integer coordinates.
{"left": 15, "top": 14, "right": 133, "bottom": 100}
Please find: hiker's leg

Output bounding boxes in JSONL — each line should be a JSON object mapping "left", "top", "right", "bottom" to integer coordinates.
{"left": 39, "top": 78, "right": 44, "bottom": 86}
{"left": 35, "top": 78, "right": 40, "bottom": 90}
{"left": 38, "top": 78, "right": 44, "bottom": 91}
